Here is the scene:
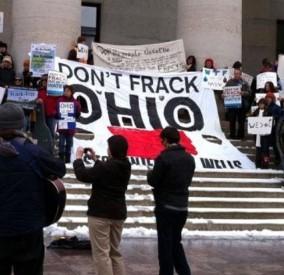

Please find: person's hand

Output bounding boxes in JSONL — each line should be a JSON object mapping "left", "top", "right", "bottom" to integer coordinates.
{"left": 85, "top": 148, "right": 96, "bottom": 161}
{"left": 76, "top": 146, "right": 84, "bottom": 159}
{"left": 36, "top": 98, "right": 43, "bottom": 104}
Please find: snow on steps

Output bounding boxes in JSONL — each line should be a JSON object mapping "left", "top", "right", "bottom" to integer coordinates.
{"left": 58, "top": 166, "right": 284, "bottom": 232}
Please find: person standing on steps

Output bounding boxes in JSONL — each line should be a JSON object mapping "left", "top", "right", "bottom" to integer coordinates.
{"left": 147, "top": 126, "right": 195, "bottom": 275}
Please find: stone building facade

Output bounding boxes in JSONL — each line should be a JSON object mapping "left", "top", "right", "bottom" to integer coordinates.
{"left": 0, "top": 0, "right": 284, "bottom": 74}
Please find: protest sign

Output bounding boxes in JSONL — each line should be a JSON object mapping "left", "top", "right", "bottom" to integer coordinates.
{"left": 0, "top": 87, "right": 5, "bottom": 104}
{"left": 255, "top": 93, "right": 280, "bottom": 106}
{"left": 6, "top": 87, "right": 38, "bottom": 109}
{"left": 30, "top": 43, "right": 56, "bottom": 77}
{"left": 256, "top": 72, "right": 277, "bottom": 89}
{"left": 223, "top": 86, "right": 242, "bottom": 108}
{"left": 277, "top": 54, "right": 284, "bottom": 81}
{"left": 47, "top": 70, "right": 67, "bottom": 96}
{"left": 92, "top": 39, "right": 186, "bottom": 73}
{"left": 58, "top": 102, "right": 76, "bottom": 130}
{"left": 55, "top": 58, "right": 255, "bottom": 170}
{"left": 77, "top": 43, "right": 89, "bottom": 61}
{"left": 202, "top": 68, "right": 230, "bottom": 90}
{"left": 0, "top": 12, "right": 4, "bottom": 33}
{"left": 247, "top": 116, "right": 273, "bottom": 135}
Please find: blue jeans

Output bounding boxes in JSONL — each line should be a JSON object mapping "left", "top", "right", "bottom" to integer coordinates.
{"left": 59, "top": 134, "right": 73, "bottom": 162}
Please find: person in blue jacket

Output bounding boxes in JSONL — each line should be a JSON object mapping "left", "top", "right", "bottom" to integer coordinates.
{"left": 0, "top": 103, "right": 66, "bottom": 275}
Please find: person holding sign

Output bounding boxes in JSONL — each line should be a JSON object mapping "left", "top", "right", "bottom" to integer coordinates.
{"left": 223, "top": 68, "right": 250, "bottom": 139}
{"left": 56, "top": 85, "right": 81, "bottom": 163}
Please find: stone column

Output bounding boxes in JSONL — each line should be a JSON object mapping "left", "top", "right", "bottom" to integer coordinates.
{"left": 11, "top": 0, "right": 81, "bottom": 72}
{"left": 177, "top": 0, "right": 242, "bottom": 69}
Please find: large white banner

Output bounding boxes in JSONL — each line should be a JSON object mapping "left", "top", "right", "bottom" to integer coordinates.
{"left": 56, "top": 59, "right": 255, "bottom": 170}
{"left": 92, "top": 40, "right": 186, "bottom": 73}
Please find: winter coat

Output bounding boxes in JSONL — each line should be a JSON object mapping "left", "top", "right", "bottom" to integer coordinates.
{"left": 37, "top": 88, "right": 59, "bottom": 118}
{"left": 0, "top": 132, "right": 66, "bottom": 236}
{"left": 56, "top": 96, "right": 81, "bottom": 136}
{"left": 147, "top": 144, "right": 195, "bottom": 210}
{"left": 73, "top": 157, "right": 131, "bottom": 220}
{"left": 0, "top": 67, "right": 15, "bottom": 87}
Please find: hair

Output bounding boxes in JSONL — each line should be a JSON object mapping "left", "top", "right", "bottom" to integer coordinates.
{"left": 186, "top": 55, "right": 196, "bottom": 71}
{"left": 77, "top": 36, "right": 86, "bottom": 44}
{"left": 258, "top": 98, "right": 266, "bottom": 105}
{"left": 204, "top": 58, "right": 215, "bottom": 69}
{"left": 160, "top": 127, "right": 180, "bottom": 144}
{"left": 233, "top": 61, "right": 242, "bottom": 69}
{"left": 107, "top": 135, "right": 128, "bottom": 159}
{"left": 264, "top": 81, "right": 276, "bottom": 93}
{"left": 64, "top": 85, "right": 74, "bottom": 94}
{"left": 265, "top": 92, "right": 276, "bottom": 102}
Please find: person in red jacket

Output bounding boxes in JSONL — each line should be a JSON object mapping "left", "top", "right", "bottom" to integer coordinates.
{"left": 37, "top": 75, "right": 58, "bottom": 138}
{"left": 56, "top": 85, "right": 81, "bottom": 163}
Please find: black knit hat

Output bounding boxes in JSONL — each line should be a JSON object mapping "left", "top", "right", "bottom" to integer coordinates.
{"left": 0, "top": 103, "right": 25, "bottom": 130}
{"left": 107, "top": 135, "right": 128, "bottom": 159}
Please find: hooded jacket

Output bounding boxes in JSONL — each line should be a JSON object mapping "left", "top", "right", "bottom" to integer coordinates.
{"left": 0, "top": 131, "right": 66, "bottom": 236}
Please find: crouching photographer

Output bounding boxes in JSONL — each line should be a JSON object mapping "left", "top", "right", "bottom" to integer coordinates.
{"left": 73, "top": 135, "right": 131, "bottom": 275}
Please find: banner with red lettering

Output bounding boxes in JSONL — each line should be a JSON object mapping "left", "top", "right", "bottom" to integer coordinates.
{"left": 56, "top": 59, "right": 255, "bottom": 170}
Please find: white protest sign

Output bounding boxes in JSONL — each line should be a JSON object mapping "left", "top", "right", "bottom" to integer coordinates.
{"left": 93, "top": 39, "right": 186, "bottom": 73}
{"left": 58, "top": 116, "right": 76, "bottom": 130}
{"left": 55, "top": 58, "right": 255, "bottom": 170}
{"left": 0, "top": 87, "right": 5, "bottom": 104}
{"left": 6, "top": 87, "right": 38, "bottom": 109}
{"left": 255, "top": 93, "right": 280, "bottom": 106}
{"left": 58, "top": 102, "right": 76, "bottom": 129}
{"left": 30, "top": 43, "right": 56, "bottom": 77}
{"left": 47, "top": 70, "right": 67, "bottom": 96}
{"left": 59, "top": 102, "right": 74, "bottom": 115}
{"left": 202, "top": 68, "right": 230, "bottom": 90}
{"left": 277, "top": 54, "right": 284, "bottom": 81}
{"left": 247, "top": 116, "right": 273, "bottom": 135}
{"left": 223, "top": 86, "right": 242, "bottom": 108}
{"left": 256, "top": 72, "right": 277, "bottom": 89}
{"left": 77, "top": 43, "right": 89, "bottom": 61}
{"left": 0, "top": 12, "right": 4, "bottom": 33}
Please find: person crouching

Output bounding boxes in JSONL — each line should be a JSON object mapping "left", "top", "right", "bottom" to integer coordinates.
{"left": 56, "top": 85, "right": 81, "bottom": 163}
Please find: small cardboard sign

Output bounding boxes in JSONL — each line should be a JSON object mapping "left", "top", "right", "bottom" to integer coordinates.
{"left": 77, "top": 43, "right": 89, "bottom": 61}
{"left": 247, "top": 116, "right": 273, "bottom": 135}
{"left": 47, "top": 70, "right": 67, "bottom": 96}
{"left": 223, "top": 86, "right": 242, "bottom": 109}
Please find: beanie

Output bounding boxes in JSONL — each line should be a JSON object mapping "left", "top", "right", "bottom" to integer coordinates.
{"left": 0, "top": 103, "right": 25, "bottom": 130}
{"left": 107, "top": 135, "right": 128, "bottom": 159}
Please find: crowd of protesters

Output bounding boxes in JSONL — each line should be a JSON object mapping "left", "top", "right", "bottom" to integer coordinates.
{"left": 1, "top": 35, "right": 284, "bottom": 275}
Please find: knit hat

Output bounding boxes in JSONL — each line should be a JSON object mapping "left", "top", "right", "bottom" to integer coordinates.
{"left": 107, "top": 135, "right": 128, "bottom": 159}
{"left": 0, "top": 103, "right": 25, "bottom": 130}
{"left": 265, "top": 92, "right": 276, "bottom": 102}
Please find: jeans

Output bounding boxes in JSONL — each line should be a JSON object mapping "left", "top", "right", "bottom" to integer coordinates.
{"left": 155, "top": 207, "right": 191, "bottom": 275}
{"left": 0, "top": 230, "right": 44, "bottom": 275}
{"left": 59, "top": 134, "right": 73, "bottom": 162}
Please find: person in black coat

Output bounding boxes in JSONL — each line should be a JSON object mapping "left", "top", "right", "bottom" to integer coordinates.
{"left": 0, "top": 56, "right": 15, "bottom": 87}
{"left": 0, "top": 103, "right": 66, "bottom": 275}
{"left": 73, "top": 135, "right": 131, "bottom": 275}
{"left": 147, "top": 126, "right": 195, "bottom": 275}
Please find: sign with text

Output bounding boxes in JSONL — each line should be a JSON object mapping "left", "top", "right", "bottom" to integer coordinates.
{"left": 55, "top": 58, "right": 255, "bottom": 170}
{"left": 92, "top": 39, "right": 186, "bottom": 73}
{"left": 58, "top": 102, "right": 76, "bottom": 130}
{"left": 0, "top": 87, "right": 5, "bottom": 104}
{"left": 47, "top": 70, "right": 67, "bottom": 96}
{"left": 255, "top": 93, "right": 280, "bottom": 106}
{"left": 0, "top": 12, "right": 4, "bottom": 33}
{"left": 30, "top": 43, "right": 56, "bottom": 77}
{"left": 202, "top": 68, "right": 230, "bottom": 90}
{"left": 223, "top": 86, "right": 242, "bottom": 108}
{"left": 247, "top": 116, "right": 273, "bottom": 135}
{"left": 277, "top": 54, "right": 284, "bottom": 81}
{"left": 256, "top": 72, "right": 277, "bottom": 90}
{"left": 7, "top": 87, "right": 38, "bottom": 109}
{"left": 77, "top": 43, "right": 89, "bottom": 61}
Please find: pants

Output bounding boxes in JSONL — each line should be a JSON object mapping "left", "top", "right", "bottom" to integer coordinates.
{"left": 46, "top": 117, "right": 56, "bottom": 138}
{"left": 0, "top": 230, "right": 44, "bottom": 275}
{"left": 155, "top": 207, "right": 191, "bottom": 275}
{"left": 59, "top": 134, "right": 73, "bottom": 163}
{"left": 261, "top": 130, "right": 281, "bottom": 165}
{"left": 88, "top": 216, "right": 126, "bottom": 275}
{"left": 228, "top": 108, "right": 246, "bottom": 138}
